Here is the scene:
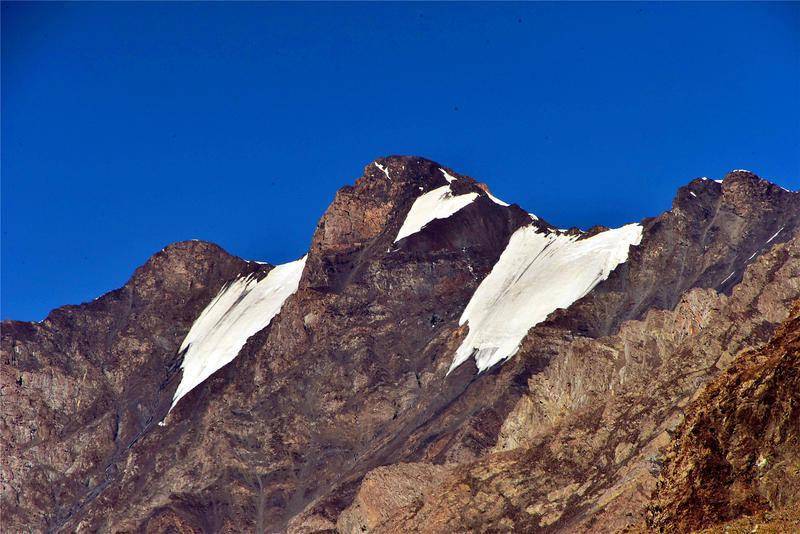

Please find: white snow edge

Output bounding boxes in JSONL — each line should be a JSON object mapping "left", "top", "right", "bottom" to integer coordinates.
{"left": 766, "top": 227, "right": 784, "bottom": 244}
{"left": 486, "top": 191, "right": 510, "bottom": 207}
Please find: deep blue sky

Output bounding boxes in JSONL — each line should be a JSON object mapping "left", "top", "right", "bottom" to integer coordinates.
{"left": 2, "top": 2, "right": 799, "bottom": 321}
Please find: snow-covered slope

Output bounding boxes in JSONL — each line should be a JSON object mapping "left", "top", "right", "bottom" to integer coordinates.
{"left": 449, "top": 223, "right": 643, "bottom": 373}
{"left": 394, "top": 171, "right": 479, "bottom": 242}
{"left": 166, "top": 255, "right": 307, "bottom": 416}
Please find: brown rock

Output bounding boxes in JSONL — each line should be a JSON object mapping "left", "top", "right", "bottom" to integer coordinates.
{"left": 646, "top": 302, "right": 800, "bottom": 532}
{"left": 336, "top": 463, "right": 451, "bottom": 534}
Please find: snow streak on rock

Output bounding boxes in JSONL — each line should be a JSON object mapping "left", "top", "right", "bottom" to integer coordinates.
{"left": 166, "top": 255, "right": 307, "bottom": 416}
{"left": 450, "top": 223, "right": 643, "bottom": 374}
{"left": 766, "top": 227, "right": 785, "bottom": 244}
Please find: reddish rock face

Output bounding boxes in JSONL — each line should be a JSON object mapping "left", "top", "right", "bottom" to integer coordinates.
{"left": 2, "top": 157, "right": 798, "bottom": 533}
{"left": 335, "top": 463, "right": 451, "bottom": 534}
{"left": 646, "top": 302, "right": 800, "bottom": 532}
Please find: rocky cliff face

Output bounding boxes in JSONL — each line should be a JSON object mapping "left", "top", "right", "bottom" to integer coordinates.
{"left": 2, "top": 157, "right": 798, "bottom": 533}
{"left": 646, "top": 301, "right": 800, "bottom": 532}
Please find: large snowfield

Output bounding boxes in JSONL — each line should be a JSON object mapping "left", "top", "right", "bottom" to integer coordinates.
{"left": 166, "top": 255, "right": 307, "bottom": 416}
{"left": 450, "top": 223, "right": 643, "bottom": 373}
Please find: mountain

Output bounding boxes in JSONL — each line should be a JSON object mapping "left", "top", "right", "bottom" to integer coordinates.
{"left": 2, "top": 156, "right": 798, "bottom": 533}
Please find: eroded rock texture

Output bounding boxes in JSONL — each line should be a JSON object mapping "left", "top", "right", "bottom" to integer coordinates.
{"left": 647, "top": 301, "right": 800, "bottom": 532}
{"left": 362, "top": 235, "right": 800, "bottom": 533}
{"left": 2, "top": 157, "right": 799, "bottom": 533}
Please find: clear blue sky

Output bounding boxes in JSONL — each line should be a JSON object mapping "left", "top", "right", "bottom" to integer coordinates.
{"left": 2, "top": 2, "right": 799, "bottom": 321}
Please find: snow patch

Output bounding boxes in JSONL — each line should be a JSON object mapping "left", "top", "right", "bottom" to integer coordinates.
{"left": 449, "top": 223, "right": 643, "bottom": 374}
{"left": 374, "top": 162, "right": 391, "bottom": 180}
{"left": 689, "top": 191, "right": 697, "bottom": 198}
{"left": 395, "top": 186, "right": 478, "bottom": 242}
{"left": 166, "top": 256, "right": 307, "bottom": 416}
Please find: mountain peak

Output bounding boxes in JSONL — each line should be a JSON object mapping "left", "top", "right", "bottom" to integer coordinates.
{"left": 718, "top": 168, "right": 798, "bottom": 194}
{"left": 360, "top": 156, "right": 453, "bottom": 190}
{"left": 723, "top": 168, "right": 758, "bottom": 181}
{"left": 675, "top": 170, "right": 796, "bottom": 215}
{"left": 303, "top": 156, "right": 529, "bottom": 290}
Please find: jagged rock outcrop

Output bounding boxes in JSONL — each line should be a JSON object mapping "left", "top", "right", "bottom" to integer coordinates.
{"left": 2, "top": 157, "right": 798, "bottom": 533}
{"left": 646, "top": 301, "right": 800, "bottom": 532}
{"left": 336, "top": 463, "right": 451, "bottom": 534}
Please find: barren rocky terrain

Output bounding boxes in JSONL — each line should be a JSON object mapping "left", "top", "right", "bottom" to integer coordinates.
{"left": 2, "top": 157, "right": 798, "bottom": 533}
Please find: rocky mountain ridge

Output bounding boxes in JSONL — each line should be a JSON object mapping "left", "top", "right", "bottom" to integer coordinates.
{"left": 2, "top": 156, "right": 798, "bottom": 533}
